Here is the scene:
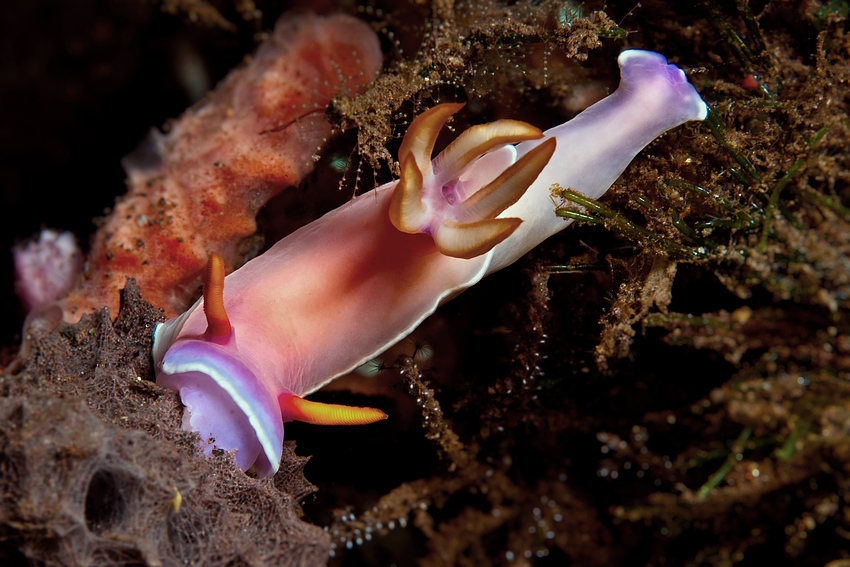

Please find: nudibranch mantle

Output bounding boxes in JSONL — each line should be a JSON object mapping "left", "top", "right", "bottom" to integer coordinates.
{"left": 153, "top": 50, "right": 707, "bottom": 478}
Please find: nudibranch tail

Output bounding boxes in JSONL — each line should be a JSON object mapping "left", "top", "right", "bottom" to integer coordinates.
{"left": 203, "top": 252, "right": 231, "bottom": 337}
{"left": 389, "top": 103, "right": 554, "bottom": 259}
{"left": 617, "top": 50, "right": 708, "bottom": 125}
{"left": 485, "top": 49, "right": 709, "bottom": 275}
{"left": 280, "top": 395, "right": 388, "bottom": 426}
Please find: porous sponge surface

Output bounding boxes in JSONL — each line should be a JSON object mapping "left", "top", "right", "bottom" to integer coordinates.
{"left": 0, "top": 281, "right": 329, "bottom": 566}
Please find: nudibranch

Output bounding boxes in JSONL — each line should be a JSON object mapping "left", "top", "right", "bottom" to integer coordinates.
{"left": 153, "top": 50, "right": 708, "bottom": 477}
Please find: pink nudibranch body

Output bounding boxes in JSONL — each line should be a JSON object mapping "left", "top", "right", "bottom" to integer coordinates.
{"left": 153, "top": 50, "right": 708, "bottom": 477}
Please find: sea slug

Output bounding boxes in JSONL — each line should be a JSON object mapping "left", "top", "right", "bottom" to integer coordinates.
{"left": 154, "top": 50, "right": 709, "bottom": 477}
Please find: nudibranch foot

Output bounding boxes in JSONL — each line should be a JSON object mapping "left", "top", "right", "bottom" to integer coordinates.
{"left": 389, "top": 103, "right": 556, "bottom": 259}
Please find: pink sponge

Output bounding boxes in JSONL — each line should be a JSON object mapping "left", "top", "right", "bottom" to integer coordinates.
{"left": 55, "top": 12, "right": 382, "bottom": 323}
{"left": 14, "top": 230, "right": 83, "bottom": 312}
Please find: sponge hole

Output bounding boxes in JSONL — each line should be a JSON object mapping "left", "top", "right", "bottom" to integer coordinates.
{"left": 84, "top": 469, "right": 126, "bottom": 534}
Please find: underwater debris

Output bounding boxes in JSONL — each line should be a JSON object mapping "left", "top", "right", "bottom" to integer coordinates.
{"left": 159, "top": 0, "right": 238, "bottom": 31}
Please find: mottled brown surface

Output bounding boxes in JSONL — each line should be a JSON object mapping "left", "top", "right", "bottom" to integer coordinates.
{"left": 1, "top": 281, "right": 328, "bottom": 566}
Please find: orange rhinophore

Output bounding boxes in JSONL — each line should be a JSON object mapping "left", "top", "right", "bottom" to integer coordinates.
{"left": 202, "top": 252, "right": 231, "bottom": 338}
